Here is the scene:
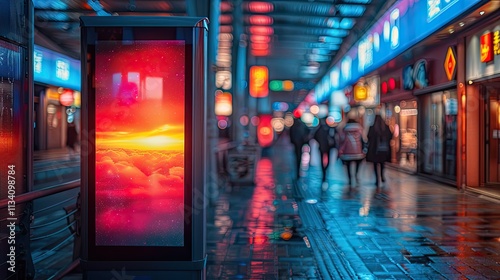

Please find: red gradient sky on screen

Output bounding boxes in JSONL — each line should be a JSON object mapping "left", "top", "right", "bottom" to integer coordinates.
{"left": 94, "top": 40, "right": 186, "bottom": 246}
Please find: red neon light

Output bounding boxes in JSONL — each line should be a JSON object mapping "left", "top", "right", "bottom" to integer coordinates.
{"left": 59, "top": 89, "right": 75, "bottom": 106}
{"left": 257, "top": 114, "right": 274, "bottom": 147}
{"left": 249, "top": 15, "right": 273, "bottom": 25}
{"left": 293, "top": 108, "right": 303, "bottom": 118}
{"left": 251, "top": 49, "right": 270, "bottom": 56}
{"left": 481, "top": 32, "right": 494, "bottom": 63}
{"left": 219, "top": 14, "right": 233, "bottom": 25}
{"left": 246, "top": 2, "right": 274, "bottom": 13}
{"left": 219, "top": 25, "right": 233, "bottom": 33}
{"left": 220, "top": 1, "right": 233, "bottom": 12}
{"left": 250, "top": 35, "right": 271, "bottom": 43}
{"left": 381, "top": 81, "right": 388, "bottom": 94}
{"left": 251, "top": 42, "right": 269, "bottom": 50}
{"left": 388, "top": 78, "right": 396, "bottom": 90}
{"left": 248, "top": 26, "right": 274, "bottom": 35}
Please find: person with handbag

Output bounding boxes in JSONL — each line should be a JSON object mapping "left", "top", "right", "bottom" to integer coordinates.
{"left": 366, "top": 114, "right": 392, "bottom": 187}
{"left": 313, "top": 118, "right": 336, "bottom": 184}
{"left": 338, "top": 115, "right": 367, "bottom": 186}
{"left": 289, "top": 117, "right": 311, "bottom": 179}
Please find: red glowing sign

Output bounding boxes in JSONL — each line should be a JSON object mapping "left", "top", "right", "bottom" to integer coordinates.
{"left": 388, "top": 77, "right": 397, "bottom": 90}
{"left": 481, "top": 32, "right": 494, "bottom": 63}
{"left": 248, "top": 26, "right": 274, "bottom": 35}
{"left": 251, "top": 49, "right": 270, "bottom": 57}
{"left": 59, "top": 89, "right": 74, "bottom": 106}
{"left": 249, "top": 66, "right": 269, "bottom": 97}
{"left": 250, "top": 35, "right": 271, "bottom": 43}
{"left": 246, "top": 2, "right": 274, "bottom": 13}
{"left": 257, "top": 114, "right": 274, "bottom": 147}
{"left": 381, "top": 81, "right": 388, "bottom": 94}
{"left": 444, "top": 46, "right": 457, "bottom": 81}
{"left": 249, "top": 15, "right": 273, "bottom": 25}
{"left": 94, "top": 40, "right": 185, "bottom": 247}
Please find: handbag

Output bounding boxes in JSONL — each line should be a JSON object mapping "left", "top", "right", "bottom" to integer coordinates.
{"left": 327, "top": 128, "right": 336, "bottom": 148}
{"left": 377, "top": 136, "right": 389, "bottom": 152}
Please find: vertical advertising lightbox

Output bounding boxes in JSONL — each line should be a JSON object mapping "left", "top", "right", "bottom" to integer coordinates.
{"left": 80, "top": 16, "right": 207, "bottom": 277}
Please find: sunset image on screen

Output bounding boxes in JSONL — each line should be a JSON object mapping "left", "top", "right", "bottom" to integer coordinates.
{"left": 94, "top": 40, "right": 185, "bottom": 246}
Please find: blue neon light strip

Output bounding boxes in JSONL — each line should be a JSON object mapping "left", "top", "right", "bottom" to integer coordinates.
{"left": 315, "top": 0, "right": 484, "bottom": 103}
{"left": 33, "top": 44, "right": 81, "bottom": 90}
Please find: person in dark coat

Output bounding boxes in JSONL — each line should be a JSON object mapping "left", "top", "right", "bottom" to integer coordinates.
{"left": 338, "top": 115, "right": 366, "bottom": 186}
{"left": 66, "top": 122, "right": 79, "bottom": 159}
{"left": 313, "top": 118, "right": 335, "bottom": 183}
{"left": 289, "top": 117, "right": 310, "bottom": 179}
{"left": 366, "top": 114, "right": 392, "bottom": 186}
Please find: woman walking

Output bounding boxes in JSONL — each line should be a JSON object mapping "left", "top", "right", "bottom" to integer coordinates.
{"left": 366, "top": 114, "right": 392, "bottom": 187}
{"left": 338, "top": 115, "right": 366, "bottom": 186}
{"left": 313, "top": 118, "right": 336, "bottom": 183}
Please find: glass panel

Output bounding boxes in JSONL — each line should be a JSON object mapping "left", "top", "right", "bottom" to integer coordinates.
{"left": 431, "top": 92, "right": 443, "bottom": 174}
{"left": 443, "top": 90, "right": 457, "bottom": 178}
{"left": 486, "top": 86, "right": 500, "bottom": 183}
{"left": 0, "top": 40, "right": 24, "bottom": 195}
{"left": 94, "top": 40, "right": 186, "bottom": 247}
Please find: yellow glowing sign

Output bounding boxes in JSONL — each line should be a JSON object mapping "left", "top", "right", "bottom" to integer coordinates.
{"left": 353, "top": 84, "right": 368, "bottom": 101}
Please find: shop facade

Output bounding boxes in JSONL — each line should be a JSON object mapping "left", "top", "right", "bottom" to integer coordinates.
{"left": 464, "top": 8, "right": 500, "bottom": 189}
{"left": 33, "top": 44, "right": 80, "bottom": 151}
{"left": 413, "top": 43, "right": 459, "bottom": 184}
{"left": 375, "top": 39, "right": 460, "bottom": 185}
{"left": 378, "top": 73, "right": 418, "bottom": 173}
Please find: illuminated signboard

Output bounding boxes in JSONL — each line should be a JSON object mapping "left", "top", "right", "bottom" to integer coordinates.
{"left": 494, "top": 31, "right": 500, "bottom": 56}
{"left": 466, "top": 21, "right": 500, "bottom": 81}
{"left": 249, "top": 65, "right": 269, "bottom": 97}
{"left": 33, "top": 45, "right": 80, "bottom": 90}
{"left": 80, "top": 17, "right": 209, "bottom": 266}
{"left": 314, "top": 0, "right": 482, "bottom": 102}
{"left": 480, "top": 32, "right": 494, "bottom": 63}
{"left": 444, "top": 46, "right": 457, "bottom": 81}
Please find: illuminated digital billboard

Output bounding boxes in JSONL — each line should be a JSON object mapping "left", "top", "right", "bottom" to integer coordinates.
{"left": 80, "top": 19, "right": 208, "bottom": 263}
{"left": 94, "top": 40, "right": 186, "bottom": 247}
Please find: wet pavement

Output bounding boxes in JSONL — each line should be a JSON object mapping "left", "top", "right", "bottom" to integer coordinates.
{"left": 206, "top": 133, "right": 500, "bottom": 279}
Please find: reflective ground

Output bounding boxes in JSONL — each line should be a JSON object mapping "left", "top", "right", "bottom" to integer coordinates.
{"left": 53, "top": 131, "right": 500, "bottom": 279}
{"left": 206, "top": 132, "right": 500, "bottom": 280}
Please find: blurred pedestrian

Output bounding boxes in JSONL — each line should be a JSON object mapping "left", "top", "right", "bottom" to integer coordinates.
{"left": 66, "top": 122, "right": 79, "bottom": 160}
{"left": 338, "top": 114, "right": 367, "bottom": 186}
{"left": 366, "top": 114, "right": 392, "bottom": 187}
{"left": 289, "top": 117, "right": 310, "bottom": 179}
{"left": 313, "top": 118, "right": 336, "bottom": 183}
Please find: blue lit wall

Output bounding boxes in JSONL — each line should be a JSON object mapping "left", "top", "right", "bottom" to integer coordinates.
{"left": 34, "top": 45, "right": 81, "bottom": 90}
{"left": 315, "top": 0, "right": 484, "bottom": 103}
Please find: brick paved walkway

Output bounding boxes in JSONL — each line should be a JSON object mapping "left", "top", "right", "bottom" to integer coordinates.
{"left": 206, "top": 133, "right": 500, "bottom": 279}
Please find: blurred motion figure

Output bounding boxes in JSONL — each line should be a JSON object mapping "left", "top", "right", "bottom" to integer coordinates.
{"left": 314, "top": 118, "right": 336, "bottom": 183}
{"left": 366, "top": 114, "right": 392, "bottom": 187}
{"left": 338, "top": 114, "right": 366, "bottom": 186}
{"left": 66, "top": 122, "right": 79, "bottom": 160}
{"left": 289, "top": 117, "right": 310, "bottom": 179}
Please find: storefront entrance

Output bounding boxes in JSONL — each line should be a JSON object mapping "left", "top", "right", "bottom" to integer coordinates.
{"left": 420, "top": 90, "right": 457, "bottom": 180}
{"left": 484, "top": 84, "right": 500, "bottom": 185}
